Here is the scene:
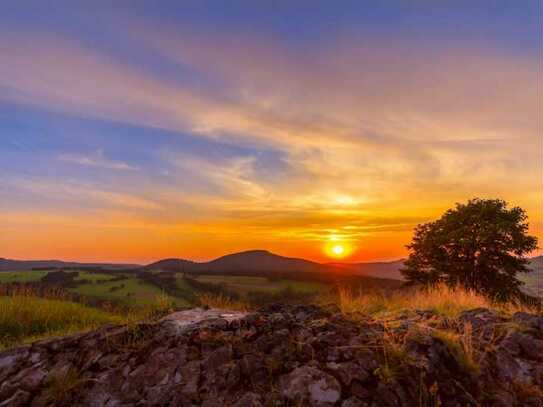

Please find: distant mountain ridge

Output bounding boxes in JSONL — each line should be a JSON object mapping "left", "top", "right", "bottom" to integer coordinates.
{"left": 529, "top": 256, "right": 543, "bottom": 269}
{"left": 145, "top": 249, "right": 402, "bottom": 279}
{"left": 144, "top": 250, "right": 332, "bottom": 274}
{"left": 146, "top": 252, "right": 543, "bottom": 281}
{"left": 4, "top": 252, "right": 542, "bottom": 283}
{"left": 0, "top": 258, "right": 140, "bottom": 271}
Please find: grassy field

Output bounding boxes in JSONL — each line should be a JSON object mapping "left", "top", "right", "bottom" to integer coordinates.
{"left": 0, "top": 270, "right": 331, "bottom": 308}
{"left": 74, "top": 271, "right": 117, "bottom": 283}
{"left": 0, "top": 270, "right": 190, "bottom": 308}
{"left": 0, "top": 270, "right": 48, "bottom": 283}
{"left": 191, "top": 275, "right": 328, "bottom": 294}
{"left": 0, "top": 270, "right": 116, "bottom": 284}
{"left": 0, "top": 294, "right": 121, "bottom": 350}
{"left": 0, "top": 270, "right": 330, "bottom": 308}
{"left": 70, "top": 277, "right": 190, "bottom": 307}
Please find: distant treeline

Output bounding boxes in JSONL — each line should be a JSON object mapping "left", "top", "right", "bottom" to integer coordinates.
{"left": 182, "top": 274, "right": 241, "bottom": 300}
{"left": 189, "top": 269, "right": 403, "bottom": 290}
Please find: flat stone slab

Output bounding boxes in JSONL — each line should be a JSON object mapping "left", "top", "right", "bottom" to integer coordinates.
{"left": 161, "top": 307, "right": 248, "bottom": 332}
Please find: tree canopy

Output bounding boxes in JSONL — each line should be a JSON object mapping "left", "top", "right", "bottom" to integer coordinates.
{"left": 401, "top": 198, "right": 539, "bottom": 304}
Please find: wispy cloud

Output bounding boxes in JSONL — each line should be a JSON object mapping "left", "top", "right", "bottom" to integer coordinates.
{"left": 3, "top": 177, "right": 161, "bottom": 211}
{"left": 58, "top": 150, "right": 139, "bottom": 171}
{"left": 3, "top": 21, "right": 543, "bottom": 261}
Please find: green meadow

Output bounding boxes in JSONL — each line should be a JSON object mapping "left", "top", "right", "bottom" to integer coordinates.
{"left": 0, "top": 271, "right": 48, "bottom": 283}
{"left": 0, "top": 270, "right": 330, "bottom": 310}
{"left": 70, "top": 277, "right": 189, "bottom": 306}
{"left": 191, "top": 274, "right": 327, "bottom": 294}
{"left": 0, "top": 295, "right": 121, "bottom": 350}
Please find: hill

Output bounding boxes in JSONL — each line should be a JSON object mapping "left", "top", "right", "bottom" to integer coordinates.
{"left": 145, "top": 250, "right": 336, "bottom": 274}
{"left": 523, "top": 256, "right": 543, "bottom": 297}
{"left": 530, "top": 256, "right": 543, "bottom": 270}
{"left": 143, "top": 258, "right": 198, "bottom": 273}
{"left": 145, "top": 250, "right": 399, "bottom": 277}
{"left": 205, "top": 250, "right": 327, "bottom": 273}
{"left": 0, "top": 258, "right": 140, "bottom": 271}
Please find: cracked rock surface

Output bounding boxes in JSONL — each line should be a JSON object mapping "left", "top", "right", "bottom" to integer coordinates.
{"left": 0, "top": 305, "right": 542, "bottom": 406}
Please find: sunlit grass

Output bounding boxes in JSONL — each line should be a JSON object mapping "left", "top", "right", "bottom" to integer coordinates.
{"left": 431, "top": 325, "right": 480, "bottom": 374}
{"left": 197, "top": 292, "right": 249, "bottom": 311}
{"left": 337, "top": 284, "right": 532, "bottom": 318}
{"left": 0, "top": 295, "right": 120, "bottom": 350}
{"left": 0, "top": 288, "right": 179, "bottom": 350}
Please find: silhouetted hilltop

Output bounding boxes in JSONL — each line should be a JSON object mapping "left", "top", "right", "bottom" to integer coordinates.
{"left": 205, "top": 250, "right": 326, "bottom": 273}
{"left": 145, "top": 250, "right": 336, "bottom": 274}
{"left": 143, "top": 258, "right": 198, "bottom": 272}
{"left": 145, "top": 250, "right": 399, "bottom": 276}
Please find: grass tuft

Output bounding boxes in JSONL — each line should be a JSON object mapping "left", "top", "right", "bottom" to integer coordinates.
{"left": 337, "top": 284, "right": 530, "bottom": 318}
{"left": 43, "top": 367, "right": 88, "bottom": 404}
{"left": 197, "top": 292, "right": 249, "bottom": 311}
{"left": 431, "top": 328, "right": 480, "bottom": 375}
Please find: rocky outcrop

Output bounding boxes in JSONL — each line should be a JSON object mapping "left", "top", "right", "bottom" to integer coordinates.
{"left": 1, "top": 305, "right": 542, "bottom": 406}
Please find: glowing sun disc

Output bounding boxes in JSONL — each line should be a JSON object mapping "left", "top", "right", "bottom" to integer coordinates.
{"left": 332, "top": 245, "right": 345, "bottom": 256}
{"left": 325, "top": 242, "right": 351, "bottom": 258}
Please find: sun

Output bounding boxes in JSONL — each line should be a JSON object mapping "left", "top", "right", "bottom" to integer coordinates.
{"left": 331, "top": 244, "right": 345, "bottom": 256}
{"left": 325, "top": 239, "right": 352, "bottom": 259}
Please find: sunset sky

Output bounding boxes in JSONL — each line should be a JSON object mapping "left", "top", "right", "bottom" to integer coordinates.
{"left": 2, "top": 1, "right": 543, "bottom": 264}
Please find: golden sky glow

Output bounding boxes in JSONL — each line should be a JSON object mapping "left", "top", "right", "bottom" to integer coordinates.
{"left": 2, "top": 3, "right": 543, "bottom": 264}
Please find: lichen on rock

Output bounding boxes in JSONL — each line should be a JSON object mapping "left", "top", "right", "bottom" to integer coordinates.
{"left": 0, "top": 305, "right": 542, "bottom": 406}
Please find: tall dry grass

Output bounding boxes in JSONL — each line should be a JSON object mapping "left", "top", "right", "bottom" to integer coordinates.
{"left": 337, "top": 284, "right": 529, "bottom": 318}
{"left": 0, "top": 287, "right": 177, "bottom": 350}
{"left": 0, "top": 295, "right": 121, "bottom": 349}
{"left": 197, "top": 293, "right": 248, "bottom": 311}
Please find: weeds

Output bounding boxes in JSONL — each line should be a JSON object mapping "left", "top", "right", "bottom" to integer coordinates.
{"left": 197, "top": 292, "right": 249, "bottom": 311}
{"left": 0, "top": 295, "right": 120, "bottom": 350}
{"left": 431, "top": 328, "right": 480, "bottom": 375}
{"left": 0, "top": 290, "right": 177, "bottom": 350}
{"left": 337, "top": 284, "right": 533, "bottom": 318}
{"left": 375, "top": 323, "right": 409, "bottom": 384}
{"left": 43, "top": 367, "right": 88, "bottom": 405}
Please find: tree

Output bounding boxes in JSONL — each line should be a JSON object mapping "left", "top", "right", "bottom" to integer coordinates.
{"left": 401, "top": 198, "right": 539, "bottom": 304}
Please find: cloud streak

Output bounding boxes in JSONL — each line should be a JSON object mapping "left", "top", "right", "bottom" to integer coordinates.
{"left": 2, "top": 17, "right": 543, "bottom": 262}
{"left": 58, "top": 150, "right": 139, "bottom": 171}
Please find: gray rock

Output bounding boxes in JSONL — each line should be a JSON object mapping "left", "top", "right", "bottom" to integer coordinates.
{"left": 280, "top": 366, "right": 341, "bottom": 407}
{"left": 232, "top": 392, "right": 263, "bottom": 407}
{"left": 0, "top": 304, "right": 542, "bottom": 406}
{"left": 0, "top": 390, "right": 31, "bottom": 407}
{"left": 342, "top": 396, "right": 368, "bottom": 407}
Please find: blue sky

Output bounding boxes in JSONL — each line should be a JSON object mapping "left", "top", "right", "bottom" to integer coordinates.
{"left": 2, "top": 1, "right": 543, "bottom": 263}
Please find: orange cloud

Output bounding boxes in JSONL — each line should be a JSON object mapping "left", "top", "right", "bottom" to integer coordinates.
{"left": 2, "top": 26, "right": 543, "bottom": 262}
